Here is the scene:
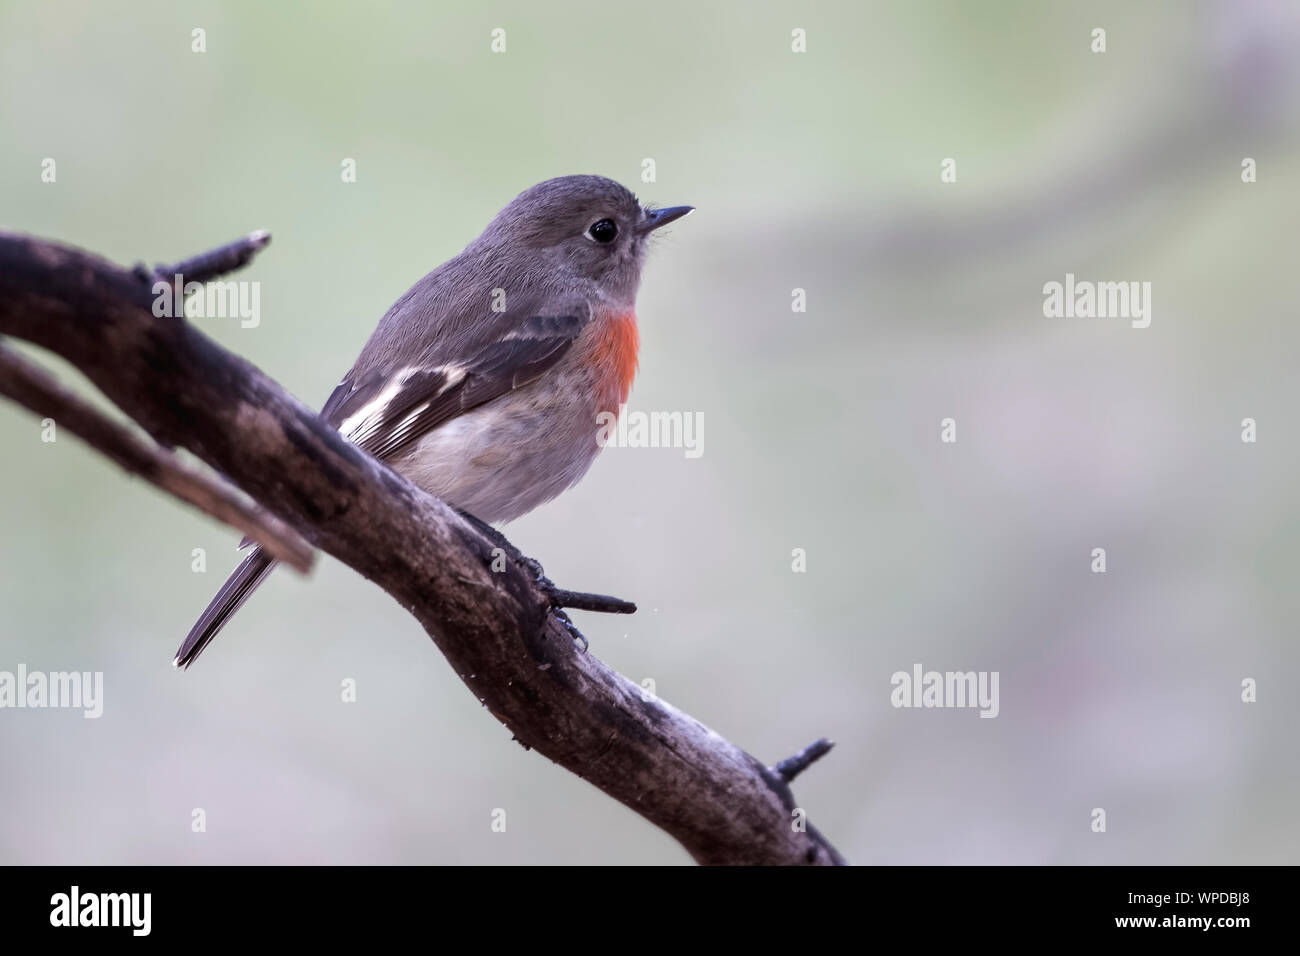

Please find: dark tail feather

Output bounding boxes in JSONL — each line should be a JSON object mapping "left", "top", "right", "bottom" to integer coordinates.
{"left": 174, "top": 548, "right": 278, "bottom": 669}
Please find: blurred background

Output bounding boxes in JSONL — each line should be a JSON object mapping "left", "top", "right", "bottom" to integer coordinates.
{"left": 1, "top": 0, "right": 1297, "bottom": 864}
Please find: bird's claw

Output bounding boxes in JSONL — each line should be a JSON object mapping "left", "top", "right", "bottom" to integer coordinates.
{"left": 552, "top": 608, "right": 589, "bottom": 652}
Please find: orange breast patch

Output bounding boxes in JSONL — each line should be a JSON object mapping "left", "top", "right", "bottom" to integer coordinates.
{"left": 591, "top": 311, "right": 640, "bottom": 410}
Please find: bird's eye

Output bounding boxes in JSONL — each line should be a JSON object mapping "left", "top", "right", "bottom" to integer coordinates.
{"left": 587, "top": 219, "right": 618, "bottom": 243}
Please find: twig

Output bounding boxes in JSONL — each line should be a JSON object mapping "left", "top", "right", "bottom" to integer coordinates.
{"left": 148, "top": 230, "right": 271, "bottom": 284}
{"left": 546, "top": 588, "right": 636, "bottom": 614}
{"left": 772, "top": 738, "right": 835, "bottom": 784}
{"left": 0, "top": 342, "right": 315, "bottom": 573}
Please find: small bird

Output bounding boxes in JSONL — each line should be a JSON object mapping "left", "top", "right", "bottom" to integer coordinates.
{"left": 175, "top": 175, "right": 692, "bottom": 668}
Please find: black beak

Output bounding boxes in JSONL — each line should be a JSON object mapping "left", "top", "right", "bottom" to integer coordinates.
{"left": 640, "top": 205, "right": 695, "bottom": 232}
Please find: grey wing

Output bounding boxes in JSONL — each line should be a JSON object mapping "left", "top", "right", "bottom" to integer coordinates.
{"left": 233, "top": 312, "right": 586, "bottom": 551}
{"left": 321, "top": 311, "right": 587, "bottom": 460}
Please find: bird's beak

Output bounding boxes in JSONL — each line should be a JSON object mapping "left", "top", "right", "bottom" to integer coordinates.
{"left": 640, "top": 205, "right": 695, "bottom": 232}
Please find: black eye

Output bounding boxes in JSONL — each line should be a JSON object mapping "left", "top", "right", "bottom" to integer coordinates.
{"left": 587, "top": 219, "right": 618, "bottom": 243}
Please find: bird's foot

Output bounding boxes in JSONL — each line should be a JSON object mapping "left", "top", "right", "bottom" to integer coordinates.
{"left": 455, "top": 508, "right": 637, "bottom": 650}
{"left": 525, "top": 554, "right": 636, "bottom": 616}
{"left": 526, "top": 558, "right": 635, "bottom": 653}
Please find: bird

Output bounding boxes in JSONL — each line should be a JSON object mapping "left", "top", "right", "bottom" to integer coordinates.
{"left": 175, "top": 174, "right": 693, "bottom": 668}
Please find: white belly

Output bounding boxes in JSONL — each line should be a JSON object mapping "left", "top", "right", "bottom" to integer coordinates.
{"left": 388, "top": 374, "right": 608, "bottom": 523}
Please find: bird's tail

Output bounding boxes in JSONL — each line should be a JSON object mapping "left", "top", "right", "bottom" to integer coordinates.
{"left": 174, "top": 547, "right": 278, "bottom": 669}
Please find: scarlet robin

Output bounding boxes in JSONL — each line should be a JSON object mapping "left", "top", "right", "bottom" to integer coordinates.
{"left": 176, "top": 175, "right": 693, "bottom": 668}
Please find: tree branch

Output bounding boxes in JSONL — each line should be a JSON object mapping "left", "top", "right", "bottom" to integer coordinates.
{"left": 0, "top": 230, "right": 846, "bottom": 866}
